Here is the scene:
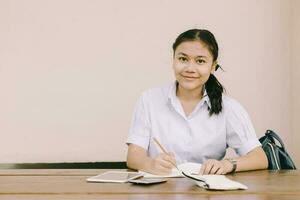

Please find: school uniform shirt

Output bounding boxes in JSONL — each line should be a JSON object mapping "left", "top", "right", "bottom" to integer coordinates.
{"left": 126, "top": 82, "right": 261, "bottom": 164}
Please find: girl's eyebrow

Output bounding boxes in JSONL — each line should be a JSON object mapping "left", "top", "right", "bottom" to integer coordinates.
{"left": 177, "top": 52, "right": 208, "bottom": 59}
{"left": 177, "top": 52, "right": 188, "bottom": 56}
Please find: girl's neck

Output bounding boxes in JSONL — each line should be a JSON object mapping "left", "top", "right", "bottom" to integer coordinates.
{"left": 176, "top": 84, "right": 204, "bottom": 102}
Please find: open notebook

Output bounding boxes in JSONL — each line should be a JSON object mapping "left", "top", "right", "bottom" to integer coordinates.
{"left": 183, "top": 172, "right": 248, "bottom": 190}
{"left": 140, "top": 162, "right": 248, "bottom": 190}
{"left": 140, "top": 162, "right": 201, "bottom": 178}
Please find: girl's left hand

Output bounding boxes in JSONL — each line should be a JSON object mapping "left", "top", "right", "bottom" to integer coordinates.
{"left": 199, "top": 159, "right": 233, "bottom": 175}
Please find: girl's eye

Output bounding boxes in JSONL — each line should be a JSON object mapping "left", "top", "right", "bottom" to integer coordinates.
{"left": 178, "top": 57, "right": 188, "bottom": 62}
{"left": 196, "top": 59, "right": 206, "bottom": 64}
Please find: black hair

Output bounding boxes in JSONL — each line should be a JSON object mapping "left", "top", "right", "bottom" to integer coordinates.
{"left": 172, "top": 29, "right": 224, "bottom": 115}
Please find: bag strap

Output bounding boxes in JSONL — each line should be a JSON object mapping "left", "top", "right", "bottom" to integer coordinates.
{"left": 265, "top": 129, "right": 286, "bottom": 150}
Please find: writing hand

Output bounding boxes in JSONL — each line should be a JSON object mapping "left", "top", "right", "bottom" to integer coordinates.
{"left": 150, "top": 152, "right": 177, "bottom": 175}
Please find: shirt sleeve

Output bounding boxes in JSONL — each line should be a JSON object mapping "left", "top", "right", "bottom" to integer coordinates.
{"left": 126, "top": 93, "right": 151, "bottom": 150}
{"left": 225, "top": 97, "right": 261, "bottom": 156}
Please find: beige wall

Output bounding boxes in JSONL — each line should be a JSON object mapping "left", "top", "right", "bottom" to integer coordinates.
{"left": 0, "top": 0, "right": 297, "bottom": 163}
{"left": 291, "top": 0, "right": 300, "bottom": 167}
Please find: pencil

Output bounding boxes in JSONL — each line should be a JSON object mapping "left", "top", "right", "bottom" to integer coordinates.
{"left": 152, "top": 137, "right": 179, "bottom": 171}
{"left": 153, "top": 137, "right": 168, "bottom": 154}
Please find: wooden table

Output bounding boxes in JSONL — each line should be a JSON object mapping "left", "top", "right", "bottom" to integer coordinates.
{"left": 0, "top": 169, "right": 300, "bottom": 200}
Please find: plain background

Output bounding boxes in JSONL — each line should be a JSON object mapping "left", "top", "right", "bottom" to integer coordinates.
{"left": 0, "top": 0, "right": 299, "bottom": 166}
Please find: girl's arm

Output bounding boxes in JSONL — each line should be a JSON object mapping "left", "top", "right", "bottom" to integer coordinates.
{"left": 127, "top": 144, "right": 177, "bottom": 175}
{"left": 200, "top": 146, "right": 268, "bottom": 174}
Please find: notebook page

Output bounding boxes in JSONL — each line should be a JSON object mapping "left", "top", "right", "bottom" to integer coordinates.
{"left": 187, "top": 174, "right": 248, "bottom": 190}
{"left": 141, "top": 162, "right": 202, "bottom": 178}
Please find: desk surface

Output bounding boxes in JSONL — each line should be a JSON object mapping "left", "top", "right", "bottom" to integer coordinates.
{"left": 0, "top": 169, "right": 300, "bottom": 200}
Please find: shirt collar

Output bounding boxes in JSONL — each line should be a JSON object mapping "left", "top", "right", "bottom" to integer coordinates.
{"left": 202, "top": 89, "right": 211, "bottom": 109}
{"left": 167, "top": 81, "right": 177, "bottom": 104}
{"left": 167, "top": 81, "right": 211, "bottom": 109}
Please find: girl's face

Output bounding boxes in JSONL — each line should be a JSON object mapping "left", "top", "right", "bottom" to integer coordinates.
{"left": 173, "top": 40, "right": 216, "bottom": 92}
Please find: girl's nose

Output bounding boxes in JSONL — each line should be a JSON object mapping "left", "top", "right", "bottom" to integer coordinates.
{"left": 185, "top": 62, "right": 197, "bottom": 72}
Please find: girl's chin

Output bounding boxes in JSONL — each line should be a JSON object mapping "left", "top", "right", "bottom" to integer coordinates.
{"left": 178, "top": 81, "right": 203, "bottom": 91}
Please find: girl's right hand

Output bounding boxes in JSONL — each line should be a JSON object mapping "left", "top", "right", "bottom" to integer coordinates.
{"left": 150, "top": 153, "right": 177, "bottom": 175}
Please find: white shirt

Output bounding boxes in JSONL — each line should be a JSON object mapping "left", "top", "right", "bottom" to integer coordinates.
{"left": 126, "top": 82, "right": 261, "bottom": 164}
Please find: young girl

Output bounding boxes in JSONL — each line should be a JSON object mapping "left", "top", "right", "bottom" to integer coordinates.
{"left": 126, "top": 29, "right": 268, "bottom": 175}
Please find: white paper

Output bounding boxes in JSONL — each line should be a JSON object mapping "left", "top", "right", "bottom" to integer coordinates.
{"left": 190, "top": 174, "right": 248, "bottom": 190}
{"left": 140, "top": 162, "right": 202, "bottom": 178}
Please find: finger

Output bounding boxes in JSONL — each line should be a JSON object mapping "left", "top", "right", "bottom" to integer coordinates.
{"left": 158, "top": 164, "right": 173, "bottom": 172}
{"left": 168, "top": 152, "right": 176, "bottom": 161}
{"left": 153, "top": 160, "right": 173, "bottom": 175}
{"left": 209, "top": 164, "right": 220, "bottom": 174}
{"left": 158, "top": 162, "right": 174, "bottom": 174}
{"left": 199, "top": 163, "right": 206, "bottom": 175}
{"left": 162, "top": 154, "right": 177, "bottom": 167}
{"left": 158, "top": 158, "right": 174, "bottom": 169}
{"left": 167, "top": 153, "right": 177, "bottom": 166}
{"left": 155, "top": 154, "right": 173, "bottom": 169}
{"left": 203, "top": 162, "right": 214, "bottom": 175}
{"left": 215, "top": 167, "right": 224, "bottom": 175}
{"left": 169, "top": 152, "right": 175, "bottom": 157}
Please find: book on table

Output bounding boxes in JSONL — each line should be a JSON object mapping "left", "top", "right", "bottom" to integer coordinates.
{"left": 140, "top": 162, "right": 248, "bottom": 190}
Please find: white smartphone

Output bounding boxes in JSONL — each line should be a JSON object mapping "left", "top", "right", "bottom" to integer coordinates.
{"left": 86, "top": 171, "right": 143, "bottom": 183}
{"left": 129, "top": 178, "right": 167, "bottom": 185}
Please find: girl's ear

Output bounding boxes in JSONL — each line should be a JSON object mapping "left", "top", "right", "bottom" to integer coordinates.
{"left": 211, "top": 61, "right": 217, "bottom": 74}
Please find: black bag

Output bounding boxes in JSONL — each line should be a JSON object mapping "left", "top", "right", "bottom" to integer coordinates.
{"left": 259, "top": 130, "right": 296, "bottom": 170}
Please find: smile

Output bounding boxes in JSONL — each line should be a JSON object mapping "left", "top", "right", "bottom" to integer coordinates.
{"left": 181, "top": 75, "right": 199, "bottom": 80}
